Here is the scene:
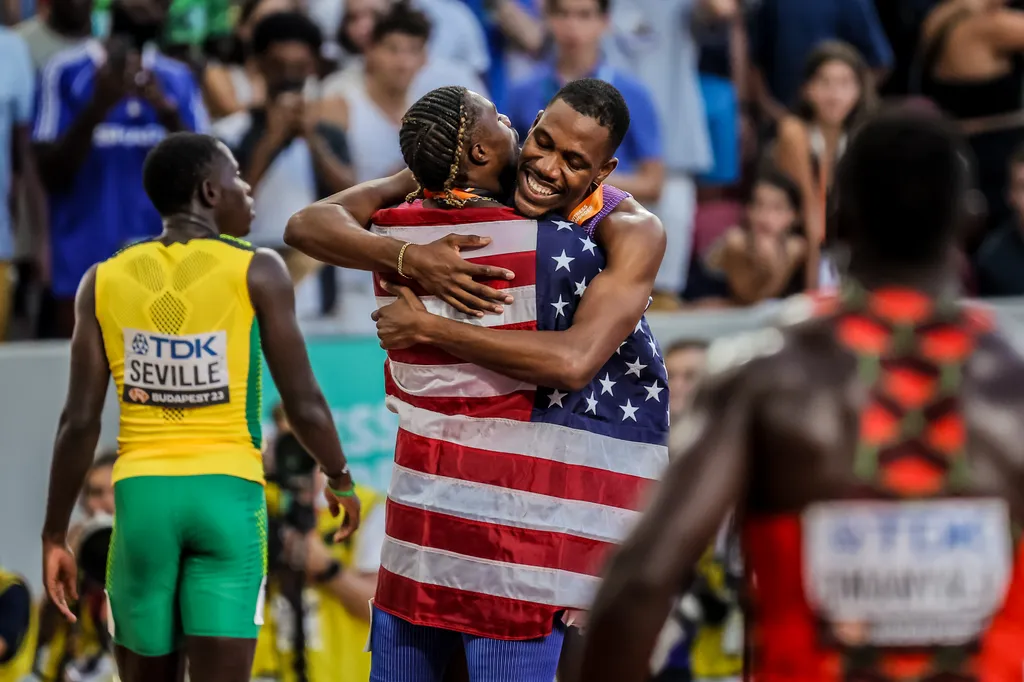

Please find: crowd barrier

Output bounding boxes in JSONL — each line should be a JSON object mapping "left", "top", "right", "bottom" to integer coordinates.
{"left": 4, "top": 298, "right": 1024, "bottom": 595}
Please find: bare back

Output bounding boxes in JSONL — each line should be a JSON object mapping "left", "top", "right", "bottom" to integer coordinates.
{"left": 739, "top": 289, "right": 1024, "bottom": 680}
{"left": 746, "top": 299, "right": 1024, "bottom": 516}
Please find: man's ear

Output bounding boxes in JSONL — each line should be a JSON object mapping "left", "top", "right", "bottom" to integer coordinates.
{"left": 468, "top": 141, "right": 488, "bottom": 167}
{"left": 199, "top": 177, "right": 218, "bottom": 208}
{"left": 595, "top": 157, "right": 619, "bottom": 186}
{"left": 529, "top": 110, "right": 543, "bottom": 134}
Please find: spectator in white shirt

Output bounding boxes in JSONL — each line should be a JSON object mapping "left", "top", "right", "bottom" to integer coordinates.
{"left": 321, "top": 0, "right": 487, "bottom": 109}
{"left": 320, "top": 1, "right": 432, "bottom": 182}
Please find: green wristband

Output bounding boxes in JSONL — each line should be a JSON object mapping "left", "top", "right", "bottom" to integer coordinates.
{"left": 329, "top": 485, "right": 357, "bottom": 498}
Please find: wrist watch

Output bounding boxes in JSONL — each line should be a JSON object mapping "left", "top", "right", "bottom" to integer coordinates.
{"left": 322, "top": 465, "right": 355, "bottom": 497}
{"left": 321, "top": 464, "right": 351, "bottom": 483}
{"left": 313, "top": 560, "right": 343, "bottom": 584}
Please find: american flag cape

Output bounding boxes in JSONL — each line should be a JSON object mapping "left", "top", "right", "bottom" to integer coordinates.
{"left": 369, "top": 202, "right": 670, "bottom": 640}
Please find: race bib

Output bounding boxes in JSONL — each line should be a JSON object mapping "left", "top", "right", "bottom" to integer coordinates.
{"left": 802, "top": 498, "right": 1013, "bottom": 647}
{"left": 122, "top": 329, "right": 230, "bottom": 408}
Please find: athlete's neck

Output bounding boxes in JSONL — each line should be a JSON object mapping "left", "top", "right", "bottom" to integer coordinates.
{"left": 363, "top": 74, "right": 408, "bottom": 123}
{"left": 845, "top": 252, "right": 960, "bottom": 300}
{"left": 555, "top": 47, "right": 601, "bottom": 83}
{"left": 422, "top": 187, "right": 502, "bottom": 209}
{"left": 161, "top": 214, "right": 220, "bottom": 242}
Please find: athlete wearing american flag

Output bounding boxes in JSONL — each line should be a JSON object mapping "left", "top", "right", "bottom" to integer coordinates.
{"left": 287, "top": 80, "right": 667, "bottom": 682}
{"left": 371, "top": 196, "right": 670, "bottom": 630}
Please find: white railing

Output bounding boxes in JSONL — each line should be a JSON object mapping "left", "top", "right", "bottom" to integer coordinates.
{"left": 5, "top": 297, "right": 1024, "bottom": 592}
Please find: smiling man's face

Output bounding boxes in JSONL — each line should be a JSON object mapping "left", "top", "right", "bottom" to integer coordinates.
{"left": 513, "top": 99, "right": 618, "bottom": 218}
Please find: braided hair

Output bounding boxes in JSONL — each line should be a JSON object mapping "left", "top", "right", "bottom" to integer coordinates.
{"left": 399, "top": 86, "right": 476, "bottom": 208}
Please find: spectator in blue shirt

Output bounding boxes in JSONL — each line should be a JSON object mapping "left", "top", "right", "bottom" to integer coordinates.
{"left": 505, "top": 0, "right": 665, "bottom": 206}
{"left": 0, "top": 28, "right": 45, "bottom": 341}
{"left": 32, "top": 0, "right": 208, "bottom": 338}
{"left": 748, "top": 0, "right": 892, "bottom": 118}
{"left": 474, "top": 0, "right": 546, "bottom": 111}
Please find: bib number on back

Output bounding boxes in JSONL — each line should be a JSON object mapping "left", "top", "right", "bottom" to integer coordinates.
{"left": 122, "top": 329, "right": 230, "bottom": 408}
{"left": 802, "top": 498, "right": 1013, "bottom": 647}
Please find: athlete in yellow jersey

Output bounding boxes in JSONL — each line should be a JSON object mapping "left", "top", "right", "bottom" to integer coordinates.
{"left": 0, "top": 568, "right": 35, "bottom": 682}
{"left": 40, "top": 133, "right": 361, "bottom": 682}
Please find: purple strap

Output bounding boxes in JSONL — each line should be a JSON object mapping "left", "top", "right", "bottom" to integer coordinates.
{"left": 581, "top": 185, "right": 631, "bottom": 237}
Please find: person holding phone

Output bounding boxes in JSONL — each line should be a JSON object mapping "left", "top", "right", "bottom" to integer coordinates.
{"left": 212, "top": 10, "right": 353, "bottom": 305}
{"left": 31, "top": 0, "right": 209, "bottom": 340}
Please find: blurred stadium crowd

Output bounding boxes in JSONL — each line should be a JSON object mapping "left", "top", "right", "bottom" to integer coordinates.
{"left": 7, "top": 0, "right": 1024, "bottom": 342}
{"left": 3, "top": 0, "right": 1024, "bottom": 679}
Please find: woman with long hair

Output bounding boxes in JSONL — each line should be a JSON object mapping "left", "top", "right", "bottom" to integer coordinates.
{"left": 773, "top": 41, "right": 875, "bottom": 289}
{"left": 686, "top": 169, "right": 807, "bottom": 307}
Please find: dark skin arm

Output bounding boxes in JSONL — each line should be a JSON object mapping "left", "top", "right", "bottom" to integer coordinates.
{"left": 247, "top": 248, "right": 361, "bottom": 539}
{"left": 573, "top": 357, "right": 756, "bottom": 682}
{"left": 243, "top": 94, "right": 298, "bottom": 189}
{"left": 138, "top": 70, "right": 187, "bottom": 133}
{"left": 303, "top": 125, "right": 355, "bottom": 194}
{"left": 375, "top": 201, "right": 666, "bottom": 391}
{"left": 36, "top": 103, "right": 110, "bottom": 194}
{"left": 284, "top": 170, "right": 515, "bottom": 316}
{"left": 41, "top": 266, "right": 109, "bottom": 622}
{"left": 285, "top": 170, "right": 417, "bottom": 271}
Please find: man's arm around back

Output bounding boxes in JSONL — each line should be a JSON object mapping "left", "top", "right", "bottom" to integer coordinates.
{"left": 377, "top": 202, "right": 667, "bottom": 391}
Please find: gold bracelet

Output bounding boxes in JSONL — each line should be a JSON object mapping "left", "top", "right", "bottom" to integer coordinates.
{"left": 397, "top": 242, "right": 411, "bottom": 278}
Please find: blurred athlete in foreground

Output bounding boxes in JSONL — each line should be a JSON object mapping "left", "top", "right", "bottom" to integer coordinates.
{"left": 287, "top": 82, "right": 669, "bottom": 682}
{"left": 578, "top": 109, "right": 1024, "bottom": 682}
{"left": 40, "top": 133, "right": 361, "bottom": 682}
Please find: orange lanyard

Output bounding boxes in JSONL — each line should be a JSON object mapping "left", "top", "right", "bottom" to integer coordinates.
{"left": 424, "top": 185, "right": 605, "bottom": 225}
{"left": 567, "top": 185, "right": 604, "bottom": 225}
{"left": 422, "top": 188, "right": 482, "bottom": 201}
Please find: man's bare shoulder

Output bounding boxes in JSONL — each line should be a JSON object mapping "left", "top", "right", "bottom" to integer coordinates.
{"left": 607, "top": 196, "right": 654, "bottom": 222}
{"left": 701, "top": 325, "right": 794, "bottom": 397}
{"left": 701, "top": 295, "right": 840, "bottom": 390}
{"left": 600, "top": 196, "right": 664, "bottom": 243}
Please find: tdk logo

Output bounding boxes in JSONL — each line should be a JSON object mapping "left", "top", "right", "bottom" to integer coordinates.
{"left": 828, "top": 513, "right": 987, "bottom": 555}
{"left": 139, "top": 334, "right": 220, "bottom": 359}
{"left": 131, "top": 333, "right": 149, "bottom": 355}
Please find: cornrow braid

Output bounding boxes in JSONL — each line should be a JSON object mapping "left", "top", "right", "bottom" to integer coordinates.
{"left": 441, "top": 106, "right": 471, "bottom": 208}
{"left": 399, "top": 86, "right": 477, "bottom": 208}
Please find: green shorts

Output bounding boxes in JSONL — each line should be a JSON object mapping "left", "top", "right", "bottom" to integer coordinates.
{"left": 106, "top": 475, "right": 267, "bottom": 656}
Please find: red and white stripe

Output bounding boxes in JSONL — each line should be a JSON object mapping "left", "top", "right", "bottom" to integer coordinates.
{"left": 370, "top": 207, "right": 667, "bottom": 640}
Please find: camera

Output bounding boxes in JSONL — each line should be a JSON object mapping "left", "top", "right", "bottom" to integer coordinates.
{"left": 271, "top": 432, "right": 319, "bottom": 534}
{"left": 266, "top": 432, "right": 320, "bottom": 682}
